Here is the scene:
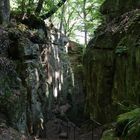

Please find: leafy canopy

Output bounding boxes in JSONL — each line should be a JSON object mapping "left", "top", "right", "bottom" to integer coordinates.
{"left": 10, "top": 0, "right": 105, "bottom": 44}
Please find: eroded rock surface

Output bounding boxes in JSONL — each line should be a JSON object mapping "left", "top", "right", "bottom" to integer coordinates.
{"left": 84, "top": 0, "right": 140, "bottom": 123}
{"left": 0, "top": 16, "right": 85, "bottom": 139}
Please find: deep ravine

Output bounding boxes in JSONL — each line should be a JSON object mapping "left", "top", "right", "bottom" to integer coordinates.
{"left": 0, "top": 0, "right": 140, "bottom": 140}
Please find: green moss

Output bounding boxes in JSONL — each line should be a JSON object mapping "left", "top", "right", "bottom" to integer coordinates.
{"left": 101, "top": 129, "right": 117, "bottom": 140}
{"left": 115, "top": 46, "right": 128, "bottom": 55}
{"left": 84, "top": 8, "right": 140, "bottom": 124}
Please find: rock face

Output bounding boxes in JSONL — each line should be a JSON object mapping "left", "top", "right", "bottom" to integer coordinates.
{"left": 0, "top": 27, "right": 27, "bottom": 133}
{"left": 0, "top": 0, "right": 10, "bottom": 24}
{"left": 0, "top": 15, "right": 85, "bottom": 138}
{"left": 100, "top": 0, "right": 140, "bottom": 21}
{"left": 67, "top": 41, "right": 86, "bottom": 124}
{"left": 84, "top": 0, "right": 140, "bottom": 123}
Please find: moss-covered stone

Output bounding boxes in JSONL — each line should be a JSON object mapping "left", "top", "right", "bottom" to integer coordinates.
{"left": 100, "top": 0, "right": 140, "bottom": 21}
{"left": 84, "top": 2, "right": 140, "bottom": 124}
{"left": 0, "top": 13, "right": 87, "bottom": 138}
{"left": 0, "top": 57, "right": 26, "bottom": 131}
{"left": 101, "top": 129, "right": 117, "bottom": 140}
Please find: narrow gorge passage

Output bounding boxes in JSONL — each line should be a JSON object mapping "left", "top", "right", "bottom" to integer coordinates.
{"left": 0, "top": 0, "right": 140, "bottom": 140}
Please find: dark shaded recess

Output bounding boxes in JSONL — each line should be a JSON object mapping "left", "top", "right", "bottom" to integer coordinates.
{"left": 10, "top": 11, "right": 23, "bottom": 22}
{"left": 21, "top": 14, "right": 44, "bottom": 29}
{"left": 8, "top": 31, "right": 20, "bottom": 60}
{"left": 21, "top": 14, "right": 45, "bottom": 29}
{"left": 0, "top": 11, "right": 3, "bottom": 24}
{"left": 8, "top": 42, "right": 19, "bottom": 60}
{"left": 8, "top": 29, "right": 21, "bottom": 40}
{"left": 0, "top": 108, "right": 12, "bottom": 127}
{"left": 115, "top": 119, "right": 129, "bottom": 137}
{"left": 21, "top": 14, "right": 48, "bottom": 35}
{"left": 24, "top": 55, "right": 38, "bottom": 60}
{"left": 66, "top": 93, "right": 72, "bottom": 105}
{"left": 0, "top": 113, "right": 7, "bottom": 122}
{"left": 29, "top": 34, "right": 45, "bottom": 44}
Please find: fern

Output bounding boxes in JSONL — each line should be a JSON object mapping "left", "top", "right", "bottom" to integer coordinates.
{"left": 116, "top": 108, "right": 140, "bottom": 139}
{"left": 118, "top": 108, "right": 140, "bottom": 122}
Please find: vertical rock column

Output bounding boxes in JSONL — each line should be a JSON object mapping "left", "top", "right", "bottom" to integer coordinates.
{"left": 0, "top": 0, "right": 10, "bottom": 24}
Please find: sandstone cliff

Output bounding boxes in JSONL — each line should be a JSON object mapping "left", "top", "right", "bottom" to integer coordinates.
{"left": 0, "top": 18, "right": 85, "bottom": 139}
{"left": 84, "top": 0, "right": 140, "bottom": 123}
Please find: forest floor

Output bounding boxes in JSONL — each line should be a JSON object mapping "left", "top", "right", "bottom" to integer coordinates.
{"left": 36, "top": 118, "right": 103, "bottom": 140}
{"left": 0, "top": 109, "right": 103, "bottom": 140}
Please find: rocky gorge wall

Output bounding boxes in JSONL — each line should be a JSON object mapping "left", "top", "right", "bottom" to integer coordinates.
{"left": 0, "top": 18, "right": 85, "bottom": 139}
{"left": 84, "top": 0, "right": 140, "bottom": 124}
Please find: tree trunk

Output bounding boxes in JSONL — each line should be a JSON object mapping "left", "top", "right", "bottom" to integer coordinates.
{"left": 83, "top": 0, "right": 87, "bottom": 46}
{"left": 41, "top": 0, "right": 67, "bottom": 20}
{"left": 0, "top": 0, "right": 10, "bottom": 24}
{"left": 21, "top": 0, "right": 25, "bottom": 14}
{"left": 35, "top": 0, "right": 44, "bottom": 15}
{"left": 59, "top": 5, "right": 65, "bottom": 33}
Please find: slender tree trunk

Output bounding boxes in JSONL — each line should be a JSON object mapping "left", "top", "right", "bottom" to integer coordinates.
{"left": 0, "top": 0, "right": 10, "bottom": 24}
{"left": 83, "top": 0, "right": 87, "bottom": 46}
{"left": 21, "top": 0, "right": 25, "bottom": 14}
{"left": 59, "top": 5, "right": 66, "bottom": 46}
{"left": 28, "top": 0, "right": 31, "bottom": 7}
{"left": 59, "top": 5, "right": 65, "bottom": 33}
{"left": 35, "top": 0, "right": 44, "bottom": 15}
{"left": 28, "top": 0, "right": 34, "bottom": 14}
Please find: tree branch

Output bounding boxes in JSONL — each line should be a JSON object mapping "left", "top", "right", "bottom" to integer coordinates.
{"left": 35, "top": 0, "right": 44, "bottom": 15}
{"left": 40, "top": 0, "right": 67, "bottom": 20}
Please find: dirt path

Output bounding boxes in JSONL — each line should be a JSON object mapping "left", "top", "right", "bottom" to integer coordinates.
{"left": 36, "top": 119, "right": 103, "bottom": 140}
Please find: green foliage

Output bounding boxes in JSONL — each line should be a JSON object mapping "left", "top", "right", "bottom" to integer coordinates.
{"left": 118, "top": 108, "right": 140, "bottom": 123}
{"left": 43, "top": 0, "right": 60, "bottom": 13}
{"left": 11, "top": 0, "right": 35, "bottom": 13}
{"left": 11, "top": 0, "right": 59, "bottom": 15}
{"left": 115, "top": 100, "right": 138, "bottom": 112}
{"left": 10, "top": 0, "right": 105, "bottom": 44}
{"left": 101, "top": 129, "right": 117, "bottom": 140}
{"left": 52, "top": 0, "right": 105, "bottom": 44}
{"left": 115, "top": 46, "right": 128, "bottom": 53}
{"left": 116, "top": 108, "right": 140, "bottom": 139}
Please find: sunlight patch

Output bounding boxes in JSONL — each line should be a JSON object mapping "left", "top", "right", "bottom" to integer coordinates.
{"left": 53, "top": 87, "right": 58, "bottom": 97}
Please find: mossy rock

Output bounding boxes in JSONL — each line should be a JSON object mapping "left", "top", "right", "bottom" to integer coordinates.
{"left": 84, "top": 8, "right": 140, "bottom": 123}
{"left": 101, "top": 129, "right": 117, "bottom": 140}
